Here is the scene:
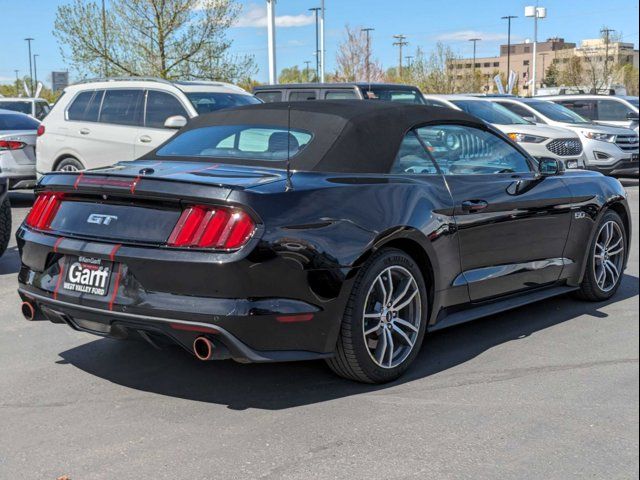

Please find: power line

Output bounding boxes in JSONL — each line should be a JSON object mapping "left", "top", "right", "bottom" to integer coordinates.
{"left": 393, "top": 34, "right": 408, "bottom": 78}
{"left": 362, "top": 28, "right": 374, "bottom": 83}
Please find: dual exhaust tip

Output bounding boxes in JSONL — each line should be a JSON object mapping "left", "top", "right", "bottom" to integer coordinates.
{"left": 21, "top": 301, "right": 38, "bottom": 321}
{"left": 193, "top": 336, "right": 214, "bottom": 361}
{"left": 23, "top": 301, "right": 216, "bottom": 361}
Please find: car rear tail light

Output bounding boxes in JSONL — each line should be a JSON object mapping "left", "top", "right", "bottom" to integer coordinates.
{"left": 167, "top": 205, "right": 256, "bottom": 250}
{"left": 0, "top": 140, "right": 26, "bottom": 150}
{"left": 25, "top": 192, "right": 64, "bottom": 230}
{"left": 37, "top": 125, "right": 45, "bottom": 137}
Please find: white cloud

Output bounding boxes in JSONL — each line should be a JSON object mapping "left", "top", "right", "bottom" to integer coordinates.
{"left": 434, "top": 30, "right": 509, "bottom": 42}
{"left": 235, "top": 3, "right": 314, "bottom": 28}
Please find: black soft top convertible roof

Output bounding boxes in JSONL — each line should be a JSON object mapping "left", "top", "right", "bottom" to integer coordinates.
{"left": 147, "top": 101, "right": 486, "bottom": 174}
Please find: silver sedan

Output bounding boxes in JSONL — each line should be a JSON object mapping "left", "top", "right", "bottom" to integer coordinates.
{"left": 0, "top": 109, "right": 39, "bottom": 189}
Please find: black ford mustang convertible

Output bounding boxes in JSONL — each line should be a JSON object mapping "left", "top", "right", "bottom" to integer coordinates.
{"left": 17, "top": 102, "right": 631, "bottom": 383}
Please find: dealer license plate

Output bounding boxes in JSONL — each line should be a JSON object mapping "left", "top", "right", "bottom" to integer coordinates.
{"left": 63, "top": 256, "right": 113, "bottom": 296}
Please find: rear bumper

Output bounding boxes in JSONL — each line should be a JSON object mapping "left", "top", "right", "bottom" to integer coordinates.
{"left": 18, "top": 289, "right": 333, "bottom": 363}
{"left": 16, "top": 226, "right": 353, "bottom": 358}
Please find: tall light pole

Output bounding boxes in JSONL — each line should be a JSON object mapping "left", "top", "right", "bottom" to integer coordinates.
{"left": 24, "top": 37, "right": 34, "bottom": 95}
{"left": 319, "top": 0, "right": 325, "bottom": 82}
{"left": 102, "top": 0, "right": 108, "bottom": 77}
{"left": 361, "top": 27, "right": 374, "bottom": 83}
{"left": 33, "top": 54, "right": 39, "bottom": 88}
{"left": 393, "top": 34, "right": 408, "bottom": 78}
{"left": 525, "top": 5, "right": 546, "bottom": 96}
{"left": 469, "top": 38, "right": 481, "bottom": 73}
{"left": 304, "top": 60, "right": 311, "bottom": 82}
{"left": 501, "top": 15, "right": 517, "bottom": 79}
{"left": 14, "top": 70, "right": 19, "bottom": 96}
{"left": 309, "top": 7, "right": 321, "bottom": 81}
{"left": 266, "top": 0, "right": 277, "bottom": 84}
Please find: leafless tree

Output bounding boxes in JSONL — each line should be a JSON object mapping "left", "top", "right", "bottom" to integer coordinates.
{"left": 54, "top": 0, "right": 255, "bottom": 82}
{"left": 334, "top": 25, "right": 384, "bottom": 83}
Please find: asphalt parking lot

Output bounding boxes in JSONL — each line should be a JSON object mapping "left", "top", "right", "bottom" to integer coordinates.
{"left": 0, "top": 181, "right": 638, "bottom": 480}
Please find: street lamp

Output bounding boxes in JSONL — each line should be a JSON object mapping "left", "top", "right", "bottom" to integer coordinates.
{"left": 469, "top": 38, "right": 481, "bottom": 75}
{"left": 33, "top": 54, "right": 39, "bottom": 89}
{"left": 525, "top": 5, "right": 546, "bottom": 96}
{"left": 361, "top": 27, "right": 374, "bottom": 83}
{"left": 501, "top": 15, "right": 517, "bottom": 78}
{"left": 309, "top": 7, "right": 321, "bottom": 82}
{"left": 266, "top": 0, "right": 277, "bottom": 84}
{"left": 24, "top": 37, "right": 34, "bottom": 95}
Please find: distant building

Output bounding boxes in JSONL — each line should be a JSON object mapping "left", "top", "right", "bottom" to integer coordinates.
{"left": 449, "top": 36, "right": 638, "bottom": 93}
{"left": 51, "top": 71, "right": 69, "bottom": 92}
{"left": 449, "top": 38, "right": 575, "bottom": 92}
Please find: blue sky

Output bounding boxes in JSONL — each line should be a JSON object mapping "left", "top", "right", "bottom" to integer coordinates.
{"left": 0, "top": 0, "right": 638, "bottom": 86}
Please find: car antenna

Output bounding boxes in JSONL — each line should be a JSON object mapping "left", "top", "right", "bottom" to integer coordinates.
{"left": 285, "top": 104, "right": 294, "bottom": 192}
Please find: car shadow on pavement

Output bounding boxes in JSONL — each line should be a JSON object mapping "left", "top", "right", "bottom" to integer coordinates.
{"left": 619, "top": 178, "right": 639, "bottom": 188}
{"left": 57, "top": 273, "right": 639, "bottom": 411}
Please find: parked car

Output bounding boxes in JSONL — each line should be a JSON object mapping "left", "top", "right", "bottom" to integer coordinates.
{"left": 0, "top": 97, "right": 50, "bottom": 120}
{"left": 36, "top": 77, "right": 260, "bottom": 175}
{"left": 544, "top": 95, "right": 639, "bottom": 133}
{"left": 18, "top": 101, "right": 631, "bottom": 383}
{"left": 423, "top": 95, "right": 585, "bottom": 169}
{"left": 0, "top": 177, "right": 9, "bottom": 258}
{"left": 253, "top": 83, "right": 427, "bottom": 104}
{"left": 488, "top": 97, "right": 639, "bottom": 177}
{"left": 0, "top": 109, "right": 39, "bottom": 190}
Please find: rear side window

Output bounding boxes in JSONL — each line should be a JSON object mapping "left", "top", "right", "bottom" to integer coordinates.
{"left": 156, "top": 124, "right": 313, "bottom": 161}
{"left": 145, "top": 91, "right": 188, "bottom": 128}
{"left": 0, "top": 113, "right": 40, "bottom": 131}
{"left": 416, "top": 125, "right": 531, "bottom": 175}
{"left": 390, "top": 131, "right": 438, "bottom": 175}
{"left": 558, "top": 100, "right": 596, "bottom": 120}
{"left": 99, "top": 89, "right": 143, "bottom": 126}
{"left": 255, "top": 91, "right": 282, "bottom": 103}
{"left": 596, "top": 99, "right": 633, "bottom": 120}
{"left": 35, "top": 101, "right": 50, "bottom": 120}
{"left": 325, "top": 90, "right": 358, "bottom": 100}
{"left": 288, "top": 91, "right": 317, "bottom": 101}
{"left": 67, "top": 90, "right": 103, "bottom": 122}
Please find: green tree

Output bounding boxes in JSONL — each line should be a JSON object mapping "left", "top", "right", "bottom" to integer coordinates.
{"left": 559, "top": 56, "right": 584, "bottom": 87}
{"left": 278, "top": 65, "right": 317, "bottom": 84}
{"left": 544, "top": 61, "right": 560, "bottom": 87}
{"left": 406, "top": 44, "right": 459, "bottom": 94}
{"left": 54, "top": 0, "right": 255, "bottom": 82}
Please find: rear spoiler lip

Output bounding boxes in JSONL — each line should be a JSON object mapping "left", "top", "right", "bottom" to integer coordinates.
{"left": 37, "top": 171, "right": 234, "bottom": 205}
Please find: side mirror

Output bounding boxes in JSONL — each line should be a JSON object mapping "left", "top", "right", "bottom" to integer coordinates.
{"left": 164, "top": 115, "right": 187, "bottom": 129}
{"left": 538, "top": 157, "right": 564, "bottom": 176}
{"left": 626, "top": 111, "right": 639, "bottom": 121}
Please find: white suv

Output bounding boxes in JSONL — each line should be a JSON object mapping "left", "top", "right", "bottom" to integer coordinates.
{"left": 423, "top": 95, "right": 585, "bottom": 169}
{"left": 36, "top": 78, "right": 259, "bottom": 174}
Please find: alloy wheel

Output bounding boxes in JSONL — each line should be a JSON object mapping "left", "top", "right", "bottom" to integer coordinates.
{"left": 593, "top": 220, "right": 625, "bottom": 292}
{"left": 59, "top": 164, "right": 80, "bottom": 172}
{"left": 362, "top": 266, "right": 422, "bottom": 369}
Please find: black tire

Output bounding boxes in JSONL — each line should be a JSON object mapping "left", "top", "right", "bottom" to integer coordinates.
{"left": 577, "top": 210, "right": 627, "bottom": 302}
{"left": 0, "top": 196, "right": 11, "bottom": 258}
{"left": 326, "top": 248, "right": 428, "bottom": 383}
{"left": 55, "top": 157, "right": 84, "bottom": 172}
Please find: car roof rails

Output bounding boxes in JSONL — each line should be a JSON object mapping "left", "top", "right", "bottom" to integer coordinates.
{"left": 70, "top": 76, "right": 175, "bottom": 87}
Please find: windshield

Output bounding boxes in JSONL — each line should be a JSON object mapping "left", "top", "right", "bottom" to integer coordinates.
{"left": 156, "top": 124, "right": 312, "bottom": 162}
{"left": 452, "top": 100, "right": 530, "bottom": 125}
{"left": 528, "top": 101, "right": 590, "bottom": 124}
{"left": 186, "top": 92, "right": 261, "bottom": 115}
{"left": 0, "top": 113, "right": 39, "bottom": 130}
{"left": 0, "top": 101, "right": 31, "bottom": 115}
{"left": 360, "top": 87, "right": 426, "bottom": 104}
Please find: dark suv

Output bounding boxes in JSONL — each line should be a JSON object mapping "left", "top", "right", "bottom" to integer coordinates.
{"left": 253, "top": 83, "right": 426, "bottom": 105}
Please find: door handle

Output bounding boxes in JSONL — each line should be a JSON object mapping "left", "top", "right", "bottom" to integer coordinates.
{"left": 139, "top": 135, "right": 152, "bottom": 143}
{"left": 461, "top": 200, "right": 489, "bottom": 213}
{"left": 79, "top": 128, "right": 90, "bottom": 135}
